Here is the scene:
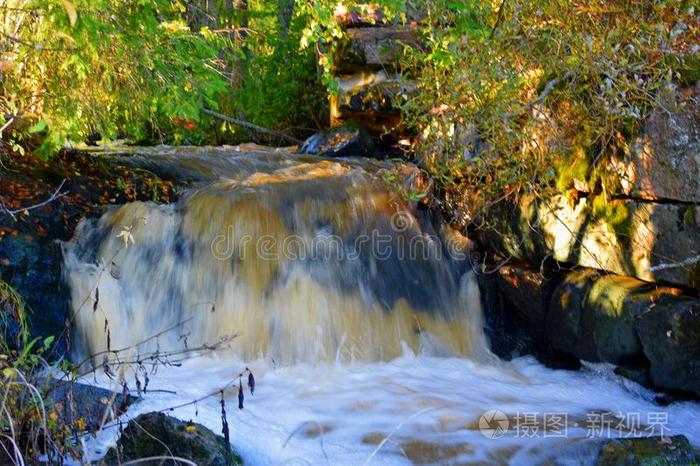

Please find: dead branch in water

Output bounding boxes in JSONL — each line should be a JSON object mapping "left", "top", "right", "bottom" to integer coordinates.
{"left": 202, "top": 108, "right": 303, "bottom": 144}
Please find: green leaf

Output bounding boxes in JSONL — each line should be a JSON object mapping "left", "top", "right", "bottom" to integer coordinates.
{"left": 43, "top": 335, "right": 55, "bottom": 350}
{"left": 28, "top": 118, "right": 47, "bottom": 133}
{"left": 61, "top": 0, "right": 78, "bottom": 27}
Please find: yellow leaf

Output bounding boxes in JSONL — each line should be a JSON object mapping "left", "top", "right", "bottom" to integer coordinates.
{"left": 61, "top": 0, "right": 77, "bottom": 27}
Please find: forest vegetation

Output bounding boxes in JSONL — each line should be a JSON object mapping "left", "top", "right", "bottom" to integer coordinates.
{"left": 1, "top": 0, "right": 699, "bottom": 463}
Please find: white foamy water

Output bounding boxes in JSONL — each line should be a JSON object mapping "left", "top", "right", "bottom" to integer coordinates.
{"left": 81, "top": 352, "right": 700, "bottom": 466}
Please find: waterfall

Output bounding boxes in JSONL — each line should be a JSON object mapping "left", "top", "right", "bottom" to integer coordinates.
{"left": 62, "top": 150, "right": 486, "bottom": 365}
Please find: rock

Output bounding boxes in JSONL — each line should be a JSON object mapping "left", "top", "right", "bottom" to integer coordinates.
{"left": 635, "top": 296, "right": 700, "bottom": 396}
{"left": 477, "top": 262, "right": 580, "bottom": 368}
{"left": 0, "top": 234, "right": 68, "bottom": 356}
{"left": 531, "top": 435, "right": 698, "bottom": 465}
{"left": 595, "top": 435, "right": 698, "bottom": 466}
{"left": 1, "top": 150, "right": 178, "bottom": 359}
{"left": 103, "top": 412, "right": 242, "bottom": 465}
{"left": 613, "top": 365, "right": 654, "bottom": 389}
{"left": 481, "top": 194, "right": 700, "bottom": 290}
{"left": 546, "top": 269, "right": 686, "bottom": 365}
{"left": 495, "top": 264, "right": 582, "bottom": 369}
{"left": 336, "top": 26, "right": 421, "bottom": 71}
{"left": 477, "top": 267, "right": 523, "bottom": 359}
{"left": 44, "top": 379, "right": 136, "bottom": 432}
{"left": 496, "top": 264, "right": 557, "bottom": 331}
{"left": 298, "top": 123, "right": 376, "bottom": 158}
{"left": 614, "top": 84, "right": 700, "bottom": 203}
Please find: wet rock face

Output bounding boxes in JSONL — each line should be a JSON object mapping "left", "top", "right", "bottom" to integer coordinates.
{"left": 636, "top": 297, "right": 700, "bottom": 395}
{"left": 497, "top": 264, "right": 555, "bottom": 331}
{"left": 103, "top": 412, "right": 242, "bottom": 466}
{"left": 298, "top": 123, "right": 377, "bottom": 158}
{"left": 481, "top": 262, "right": 700, "bottom": 395}
{"left": 0, "top": 234, "right": 68, "bottom": 355}
{"left": 479, "top": 264, "right": 581, "bottom": 369}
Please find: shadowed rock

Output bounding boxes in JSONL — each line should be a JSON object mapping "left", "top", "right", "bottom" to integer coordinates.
{"left": 103, "top": 412, "right": 242, "bottom": 465}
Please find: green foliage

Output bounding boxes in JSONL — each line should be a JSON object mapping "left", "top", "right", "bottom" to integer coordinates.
{"left": 231, "top": 0, "right": 329, "bottom": 134}
{"left": 0, "top": 279, "right": 30, "bottom": 350}
{"left": 1, "top": 0, "right": 232, "bottom": 157}
{"left": 0, "top": 279, "right": 82, "bottom": 462}
{"left": 1, "top": 0, "right": 340, "bottom": 154}
{"left": 400, "top": 0, "right": 699, "bottom": 221}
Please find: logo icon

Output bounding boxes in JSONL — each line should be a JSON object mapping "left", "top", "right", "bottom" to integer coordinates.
{"left": 479, "top": 410, "right": 509, "bottom": 439}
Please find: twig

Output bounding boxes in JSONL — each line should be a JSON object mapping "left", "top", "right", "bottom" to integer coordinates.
{"left": 489, "top": 0, "right": 507, "bottom": 39}
{"left": 649, "top": 254, "right": 700, "bottom": 272}
{"left": 363, "top": 408, "right": 434, "bottom": 465}
{"left": 0, "top": 179, "right": 67, "bottom": 220}
{"left": 119, "top": 456, "right": 197, "bottom": 466}
{"left": 0, "top": 31, "right": 69, "bottom": 52}
{"left": 503, "top": 72, "right": 573, "bottom": 120}
{"left": 202, "top": 108, "right": 302, "bottom": 144}
{"left": 0, "top": 116, "right": 16, "bottom": 134}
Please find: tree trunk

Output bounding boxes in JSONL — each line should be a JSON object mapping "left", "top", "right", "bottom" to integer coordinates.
{"left": 278, "top": 0, "right": 295, "bottom": 40}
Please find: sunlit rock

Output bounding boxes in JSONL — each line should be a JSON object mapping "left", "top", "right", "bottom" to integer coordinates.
{"left": 481, "top": 194, "right": 700, "bottom": 289}
{"left": 546, "top": 270, "right": 683, "bottom": 365}
{"left": 614, "top": 84, "right": 700, "bottom": 203}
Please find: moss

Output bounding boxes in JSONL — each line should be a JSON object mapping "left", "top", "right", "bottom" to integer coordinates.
{"left": 591, "top": 196, "right": 633, "bottom": 249}
{"left": 683, "top": 204, "right": 697, "bottom": 228}
{"left": 104, "top": 412, "right": 243, "bottom": 466}
{"left": 596, "top": 435, "right": 699, "bottom": 466}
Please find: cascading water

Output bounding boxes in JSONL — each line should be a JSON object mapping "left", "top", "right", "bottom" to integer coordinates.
{"left": 62, "top": 147, "right": 700, "bottom": 465}
{"left": 64, "top": 151, "right": 486, "bottom": 364}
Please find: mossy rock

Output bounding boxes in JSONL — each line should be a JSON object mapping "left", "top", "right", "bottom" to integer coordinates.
{"left": 102, "top": 412, "right": 242, "bottom": 465}
{"left": 595, "top": 435, "right": 699, "bottom": 466}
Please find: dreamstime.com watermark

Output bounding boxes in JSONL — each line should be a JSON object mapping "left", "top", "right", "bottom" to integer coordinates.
{"left": 478, "top": 410, "right": 671, "bottom": 440}
{"left": 209, "top": 211, "right": 478, "bottom": 263}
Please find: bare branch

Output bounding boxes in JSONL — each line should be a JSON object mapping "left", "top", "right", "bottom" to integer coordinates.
{"left": 503, "top": 72, "right": 573, "bottom": 120}
{"left": 0, "top": 179, "right": 67, "bottom": 220}
{"left": 202, "top": 108, "right": 302, "bottom": 144}
{"left": 649, "top": 254, "right": 700, "bottom": 273}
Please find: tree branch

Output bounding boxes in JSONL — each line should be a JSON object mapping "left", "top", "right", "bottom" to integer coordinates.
{"left": 202, "top": 108, "right": 302, "bottom": 144}
{"left": 0, "top": 179, "right": 67, "bottom": 220}
{"left": 503, "top": 72, "right": 573, "bottom": 120}
{"left": 649, "top": 254, "right": 700, "bottom": 273}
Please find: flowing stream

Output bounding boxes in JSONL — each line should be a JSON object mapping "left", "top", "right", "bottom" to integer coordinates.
{"left": 62, "top": 146, "right": 700, "bottom": 465}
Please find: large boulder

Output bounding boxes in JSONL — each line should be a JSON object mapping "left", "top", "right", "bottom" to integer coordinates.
{"left": 614, "top": 84, "right": 700, "bottom": 203}
{"left": 103, "top": 412, "right": 242, "bottom": 465}
{"left": 479, "top": 262, "right": 580, "bottom": 369}
{"left": 481, "top": 194, "right": 700, "bottom": 290}
{"left": 547, "top": 269, "right": 685, "bottom": 365}
{"left": 635, "top": 297, "right": 700, "bottom": 396}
